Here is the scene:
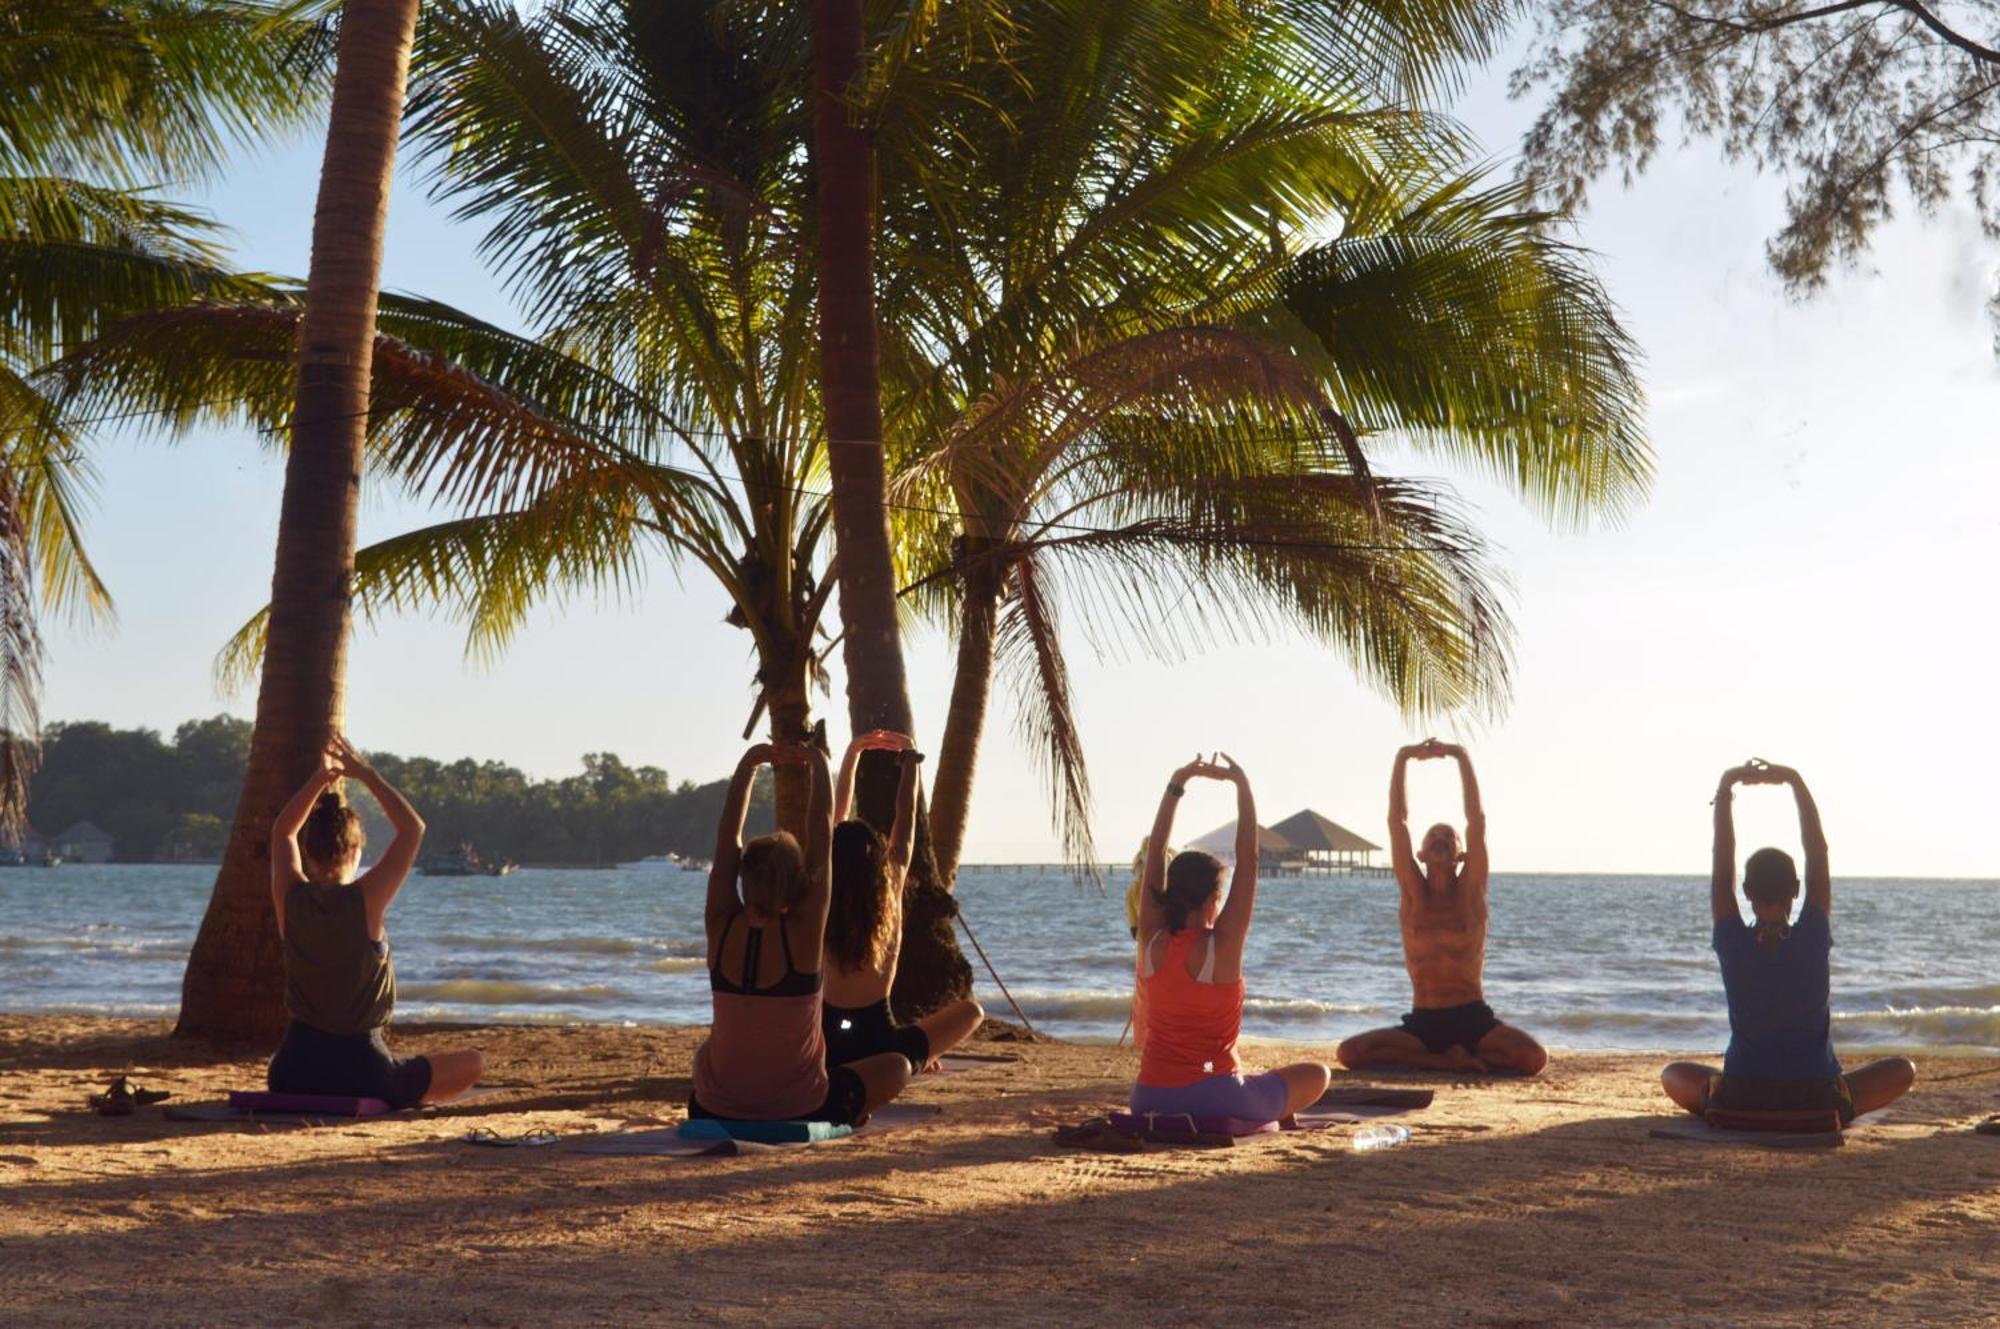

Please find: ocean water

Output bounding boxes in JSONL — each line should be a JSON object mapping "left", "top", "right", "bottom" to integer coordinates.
{"left": 4, "top": 865, "right": 1998, "bottom": 1054}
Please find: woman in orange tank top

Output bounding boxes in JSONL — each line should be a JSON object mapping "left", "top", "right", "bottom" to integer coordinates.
{"left": 1131, "top": 754, "right": 1331, "bottom": 1125}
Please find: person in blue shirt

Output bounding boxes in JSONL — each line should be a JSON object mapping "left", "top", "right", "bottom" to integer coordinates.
{"left": 1662, "top": 760, "right": 1914, "bottom": 1122}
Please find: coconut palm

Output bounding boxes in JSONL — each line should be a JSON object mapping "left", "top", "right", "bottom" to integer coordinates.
{"left": 50, "top": 0, "right": 1642, "bottom": 1019}
{"left": 869, "top": 0, "right": 1649, "bottom": 881}
{"left": 169, "top": 0, "right": 437, "bottom": 1042}
{"left": 0, "top": 0, "right": 318, "bottom": 833}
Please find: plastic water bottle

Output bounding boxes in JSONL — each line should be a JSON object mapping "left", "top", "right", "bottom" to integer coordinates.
{"left": 1351, "top": 1123, "right": 1410, "bottom": 1152}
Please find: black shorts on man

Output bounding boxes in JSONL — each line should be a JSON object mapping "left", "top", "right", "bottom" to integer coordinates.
{"left": 1399, "top": 1000, "right": 1502, "bottom": 1055}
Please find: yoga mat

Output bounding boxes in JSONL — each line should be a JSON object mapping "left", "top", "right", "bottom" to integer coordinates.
{"left": 1314, "top": 1086, "right": 1435, "bottom": 1110}
{"left": 164, "top": 1100, "right": 417, "bottom": 1125}
{"left": 1649, "top": 1109, "right": 1888, "bottom": 1150}
{"left": 568, "top": 1101, "right": 944, "bottom": 1156}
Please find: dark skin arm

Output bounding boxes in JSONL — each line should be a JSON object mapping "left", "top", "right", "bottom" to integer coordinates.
{"left": 1764, "top": 763, "right": 1830, "bottom": 917}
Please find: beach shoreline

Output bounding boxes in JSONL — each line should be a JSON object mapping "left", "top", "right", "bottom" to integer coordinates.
{"left": 5, "top": 1014, "right": 1999, "bottom": 1326}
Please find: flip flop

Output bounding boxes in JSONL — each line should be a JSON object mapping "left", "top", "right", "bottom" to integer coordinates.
{"left": 1976, "top": 1116, "right": 2000, "bottom": 1137}
{"left": 87, "top": 1076, "right": 171, "bottom": 1116}
{"left": 461, "top": 1128, "right": 559, "bottom": 1148}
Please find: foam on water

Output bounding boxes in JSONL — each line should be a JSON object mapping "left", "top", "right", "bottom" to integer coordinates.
{"left": 3, "top": 864, "right": 1997, "bottom": 1052}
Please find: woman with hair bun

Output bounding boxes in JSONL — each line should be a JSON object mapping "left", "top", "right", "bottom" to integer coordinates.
{"left": 266, "top": 734, "right": 484, "bottom": 1106}
{"left": 1131, "top": 754, "right": 1330, "bottom": 1125}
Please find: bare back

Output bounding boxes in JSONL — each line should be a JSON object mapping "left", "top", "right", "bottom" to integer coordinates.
{"left": 1396, "top": 860, "right": 1488, "bottom": 1008}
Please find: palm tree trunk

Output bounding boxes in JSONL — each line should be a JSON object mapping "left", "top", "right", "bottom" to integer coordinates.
{"left": 767, "top": 686, "right": 813, "bottom": 837}
{"left": 809, "top": 0, "right": 971, "bottom": 1018}
{"left": 809, "top": 0, "right": 907, "bottom": 736}
{"left": 926, "top": 563, "right": 1002, "bottom": 883}
{"left": 174, "top": 0, "right": 422, "bottom": 1043}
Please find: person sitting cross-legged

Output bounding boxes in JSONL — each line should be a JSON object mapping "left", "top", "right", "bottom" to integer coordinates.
{"left": 1130, "top": 753, "right": 1331, "bottom": 1125}
{"left": 821, "top": 729, "right": 984, "bottom": 1073}
{"left": 1336, "top": 741, "right": 1548, "bottom": 1076}
{"left": 1660, "top": 760, "right": 1914, "bottom": 1124}
{"left": 267, "top": 735, "right": 485, "bottom": 1107}
{"left": 689, "top": 739, "right": 910, "bottom": 1126}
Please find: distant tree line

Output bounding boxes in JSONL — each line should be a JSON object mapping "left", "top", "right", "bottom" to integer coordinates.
{"left": 24, "top": 717, "right": 768, "bottom": 865}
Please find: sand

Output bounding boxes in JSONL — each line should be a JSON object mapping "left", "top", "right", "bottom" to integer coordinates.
{"left": 3, "top": 1014, "right": 1999, "bottom": 1327}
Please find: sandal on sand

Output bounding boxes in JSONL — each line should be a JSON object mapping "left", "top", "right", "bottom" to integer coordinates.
{"left": 1976, "top": 1116, "right": 2000, "bottom": 1137}
{"left": 1052, "top": 1117, "right": 1144, "bottom": 1153}
{"left": 87, "top": 1076, "right": 171, "bottom": 1116}
{"left": 462, "top": 1128, "right": 559, "bottom": 1148}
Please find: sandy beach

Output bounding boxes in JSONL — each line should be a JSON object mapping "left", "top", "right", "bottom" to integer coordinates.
{"left": 3, "top": 1015, "right": 1998, "bottom": 1327}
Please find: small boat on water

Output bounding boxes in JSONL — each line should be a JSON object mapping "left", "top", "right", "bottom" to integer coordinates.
{"left": 420, "top": 844, "right": 512, "bottom": 877}
{"left": 618, "top": 852, "right": 711, "bottom": 873}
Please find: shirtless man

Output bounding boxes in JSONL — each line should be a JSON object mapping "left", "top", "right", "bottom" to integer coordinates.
{"left": 1335, "top": 741, "right": 1548, "bottom": 1075}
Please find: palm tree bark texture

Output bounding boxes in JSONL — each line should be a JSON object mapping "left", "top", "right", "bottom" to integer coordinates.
{"left": 176, "top": 0, "right": 423, "bottom": 1042}
{"left": 810, "top": 0, "right": 971, "bottom": 1018}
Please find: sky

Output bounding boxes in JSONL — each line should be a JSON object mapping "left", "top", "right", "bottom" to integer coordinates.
{"left": 39, "top": 45, "right": 2000, "bottom": 877}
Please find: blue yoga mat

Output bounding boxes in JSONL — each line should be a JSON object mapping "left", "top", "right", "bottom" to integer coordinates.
{"left": 676, "top": 1118, "right": 855, "bottom": 1144}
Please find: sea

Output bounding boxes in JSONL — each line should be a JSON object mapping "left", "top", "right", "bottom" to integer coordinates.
{"left": 4, "top": 865, "right": 1999, "bottom": 1054}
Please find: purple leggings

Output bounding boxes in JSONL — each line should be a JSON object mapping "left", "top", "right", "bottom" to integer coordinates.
{"left": 1129, "top": 1070, "right": 1290, "bottom": 1123}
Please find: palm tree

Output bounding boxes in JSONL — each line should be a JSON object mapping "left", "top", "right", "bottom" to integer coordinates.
{"left": 51, "top": 0, "right": 1645, "bottom": 1022}
{"left": 175, "top": 0, "right": 429, "bottom": 1041}
{"left": 0, "top": 0, "right": 317, "bottom": 833}
{"left": 871, "top": 0, "right": 1649, "bottom": 882}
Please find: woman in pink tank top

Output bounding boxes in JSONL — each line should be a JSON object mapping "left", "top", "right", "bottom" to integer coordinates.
{"left": 1131, "top": 754, "right": 1331, "bottom": 1125}
{"left": 690, "top": 738, "right": 911, "bottom": 1124}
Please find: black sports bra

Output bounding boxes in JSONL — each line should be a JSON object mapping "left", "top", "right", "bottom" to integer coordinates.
{"left": 708, "top": 913, "right": 822, "bottom": 998}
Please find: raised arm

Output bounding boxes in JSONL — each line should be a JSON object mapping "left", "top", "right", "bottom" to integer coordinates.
{"left": 1387, "top": 747, "right": 1418, "bottom": 881}
{"left": 1445, "top": 744, "right": 1487, "bottom": 886}
{"left": 268, "top": 744, "right": 342, "bottom": 935}
{"left": 707, "top": 745, "right": 770, "bottom": 936}
{"left": 1774, "top": 765, "right": 1830, "bottom": 917}
{"left": 1138, "top": 757, "right": 1201, "bottom": 939}
{"left": 1711, "top": 765, "right": 1747, "bottom": 923}
{"left": 1212, "top": 755, "right": 1261, "bottom": 939}
{"left": 834, "top": 728, "right": 908, "bottom": 823}
{"left": 336, "top": 736, "right": 425, "bottom": 934}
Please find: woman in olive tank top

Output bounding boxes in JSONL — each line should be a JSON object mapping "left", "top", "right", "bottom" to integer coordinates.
{"left": 266, "top": 734, "right": 484, "bottom": 1107}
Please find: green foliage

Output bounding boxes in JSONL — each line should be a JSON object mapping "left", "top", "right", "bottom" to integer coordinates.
{"left": 24, "top": 715, "right": 769, "bottom": 863}
{"left": 0, "top": 0, "right": 323, "bottom": 833}
{"left": 1513, "top": 0, "right": 2000, "bottom": 292}
{"left": 24, "top": 715, "right": 250, "bottom": 860}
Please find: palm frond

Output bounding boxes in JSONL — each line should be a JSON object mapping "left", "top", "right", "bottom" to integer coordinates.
{"left": 993, "top": 551, "right": 1096, "bottom": 871}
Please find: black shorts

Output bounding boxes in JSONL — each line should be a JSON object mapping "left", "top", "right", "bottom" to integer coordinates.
{"left": 1400, "top": 1001, "right": 1502, "bottom": 1055}
{"left": 823, "top": 998, "right": 931, "bottom": 1073}
{"left": 687, "top": 1063, "right": 869, "bottom": 1127}
{"left": 267, "top": 1020, "right": 433, "bottom": 1109}
{"left": 1708, "top": 1073, "right": 1857, "bottom": 1126}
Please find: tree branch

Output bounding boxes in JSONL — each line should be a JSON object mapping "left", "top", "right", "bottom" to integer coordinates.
{"left": 1647, "top": 0, "right": 2000, "bottom": 64}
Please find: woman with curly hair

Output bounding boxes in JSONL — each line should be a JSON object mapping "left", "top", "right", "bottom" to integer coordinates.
{"left": 820, "top": 730, "right": 984, "bottom": 1072}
